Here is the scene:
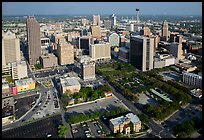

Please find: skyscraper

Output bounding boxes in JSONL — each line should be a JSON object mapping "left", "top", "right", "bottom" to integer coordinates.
{"left": 140, "top": 26, "right": 151, "bottom": 36}
{"left": 2, "top": 30, "right": 21, "bottom": 65}
{"left": 162, "top": 20, "right": 169, "bottom": 41}
{"left": 91, "top": 25, "right": 101, "bottom": 39}
{"left": 26, "top": 16, "right": 41, "bottom": 65}
{"left": 81, "top": 62, "right": 96, "bottom": 80}
{"left": 110, "top": 14, "right": 116, "bottom": 29}
{"left": 89, "top": 42, "right": 111, "bottom": 61}
{"left": 104, "top": 20, "right": 111, "bottom": 30}
{"left": 93, "top": 15, "right": 100, "bottom": 26}
{"left": 130, "top": 35, "right": 154, "bottom": 71}
{"left": 57, "top": 41, "right": 74, "bottom": 65}
{"left": 170, "top": 42, "right": 184, "bottom": 60}
{"left": 136, "top": 9, "right": 140, "bottom": 23}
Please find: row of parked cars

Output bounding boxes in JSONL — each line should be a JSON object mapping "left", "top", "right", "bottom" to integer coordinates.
{"left": 53, "top": 92, "right": 59, "bottom": 108}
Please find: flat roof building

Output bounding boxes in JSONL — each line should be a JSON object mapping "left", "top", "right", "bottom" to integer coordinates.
{"left": 91, "top": 26, "right": 101, "bottom": 39}
{"left": 81, "top": 62, "right": 95, "bottom": 81}
{"left": 26, "top": 16, "right": 41, "bottom": 65}
{"left": 183, "top": 72, "right": 202, "bottom": 89}
{"left": 60, "top": 77, "right": 81, "bottom": 94}
{"left": 89, "top": 42, "right": 111, "bottom": 61}
{"left": 40, "top": 53, "right": 58, "bottom": 68}
{"left": 15, "top": 78, "right": 35, "bottom": 93}
{"left": 130, "top": 35, "right": 154, "bottom": 71}
{"left": 2, "top": 30, "right": 21, "bottom": 66}
{"left": 57, "top": 41, "right": 74, "bottom": 65}
{"left": 11, "top": 61, "right": 28, "bottom": 80}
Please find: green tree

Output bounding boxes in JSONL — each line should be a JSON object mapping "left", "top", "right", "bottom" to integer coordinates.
{"left": 34, "top": 63, "right": 43, "bottom": 69}
{"left": 6, "top": 76, "right": 13, "bottom": 83}
{"left": 139, "top": 113, "right": 149, "bottom": 124}
{"left": 58, "top": 125, "right": 68, "bottom": 138}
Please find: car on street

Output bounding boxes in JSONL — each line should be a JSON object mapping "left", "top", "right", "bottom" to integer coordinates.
{"left": 97, "top": 130, "right": 101, "bottom": 134}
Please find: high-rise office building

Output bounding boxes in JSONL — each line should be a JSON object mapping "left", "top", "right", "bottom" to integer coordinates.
{"left": 91, "top": 26, "right": 101, "bottom": 39}
{"left": 57, "top": 41, "right": 74, "bottom": 65}
{"left": 130, "top": 35, "right": 154, "bottom": 71}
{"left": 104, "top": 20, "right": 112, "bottom": 30}
{"left": 170, "top": 42, "right": 184, "bottom": 60}
{"left": 26, "top": 16, "right": 41, "bottom": 65}
{"left": 93, "top": 15, "right": 100, "bottom": 26}
{"left": 81, "top": 62, "right": 95, "bottom": 80}
{"left": 78, "top": 36, "right": 92, "bottom": 50}
{"left": 110, "top": 14, "right": 116, "bottom": 28}
{"left": 150, "top": 35, "right": 159, "bottom": 56}
{"left": 162, "top": 20, "right": 169, "bottom": 41}
{"left": 89, "top": 42, "right": 111, "bottom": 61}
{"left": 108, "top": 33, "right": 120, "bottom": 47}
{"left": 126, "top": 24, "right": 134, "bottom": 32}
{"left": 81, "top": 16, "right": 87, "bottom": 26}
{"left": 169, "top": 33, "right": 183, "bottom": 44}
{"left": 140, "top": 26, "right": 151, "bottom": 36}
{"left": 2, "top": 30, "right": 21, "bottom": 65}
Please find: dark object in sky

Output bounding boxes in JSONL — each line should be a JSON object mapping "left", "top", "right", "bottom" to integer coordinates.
{"left": 136, "top": 9, "right": 140, "bottom": 11}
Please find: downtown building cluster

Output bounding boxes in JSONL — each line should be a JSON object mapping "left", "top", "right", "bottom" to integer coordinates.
{"left": 2, "top": 8, "right": 202, "bottom": 131}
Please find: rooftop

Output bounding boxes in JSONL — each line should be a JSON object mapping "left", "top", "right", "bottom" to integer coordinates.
{"left": 60, "top": 77, "right": 80, "bottom": 87}
{"left": 190, "top": 89, "right": 202, "bottom": 98}
{"left": 15, "top": 78, "right": 35, "bottom": 87}
{"left": 11, "top": 61, "right": 27, "bottom": 67}
{"left": 110, "top": 113, "right": 140, "bottom": 126}
{"left": 150, "top": 88, "right": 173, "bottom": 102}
{"left": 183, "top": 72, "right": 202, "bottom": 79}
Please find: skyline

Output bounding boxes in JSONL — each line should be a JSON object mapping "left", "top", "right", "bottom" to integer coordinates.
{"left": 2, "top": 2, "right": 202, "bottom": 16}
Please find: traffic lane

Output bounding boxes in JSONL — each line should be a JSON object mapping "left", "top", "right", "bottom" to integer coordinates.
{"left": 110, "top": 85, "right": 141, "bottom": 115}
{"left": 164, "top": 104, "right": 202, "bottom": 130}
{"left": 3, "top": 88, "right": 49, "bottom": 131}
{"left": 147, "top": 119, "right": 163, "bottom": 135}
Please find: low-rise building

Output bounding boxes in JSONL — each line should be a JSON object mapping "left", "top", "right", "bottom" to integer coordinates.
{"left": 15, "top": 78, "right": 36, "bottom": 93}
{"left": 153, "top": 54, "right": 176, "bottom": 69}
{"left": 176, "top": 63, "right": 197, "bottom": 72}
{"left": 183, "top": 72, "right": 202, "bottom": 88}
{"left": 109, "top": 113, "right": 141, "bottom": 135}
{"left": 2, "top": 96, "right": 15, "bottom": 125}
{"left": 60, "top": 77, "right": 81, "bottom": 94}
{"left": 190, "top": 89, "right": 202, "bottom": 99}
{"left": 2, "top": 83, "right": 12, "bottom": 98}
{"left": 40, "top": 53, "right": 58, "bottom": 68}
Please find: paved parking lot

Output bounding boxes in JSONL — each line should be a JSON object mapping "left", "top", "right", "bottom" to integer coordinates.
{"left": 138, "top": 92, "right": 159, "bottom": 106}
{"left": 66, "top": 95, "right": 129, "bottom": 114}
{"left": 2, "top": 114, "right": 62, "bottom": 138}
{"left": 159, "top": 71, "right": 181, "bottom": 81}
{"left": 87, "top": 120, "right": 103, "bottom": 138}
{"left": 15, "top": 94, "right": 39, "bottom": 119}
{"left": 35, "top": 68, "right": 71, "bottom": 79}
{"left": 29, "top": 90, "right": 60, "bottom": 120}
{"left": 71, "top": 120, "right": 104, "bottom": 138}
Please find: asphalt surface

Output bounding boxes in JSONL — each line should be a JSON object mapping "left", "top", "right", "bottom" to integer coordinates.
{"left": 2, "top": 114, "right": 62, "bottom": 138}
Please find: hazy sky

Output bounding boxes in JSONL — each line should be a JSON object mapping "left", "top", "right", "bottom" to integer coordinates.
{"left": 2, "top": 2, "right": 202, "bottom": 16}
